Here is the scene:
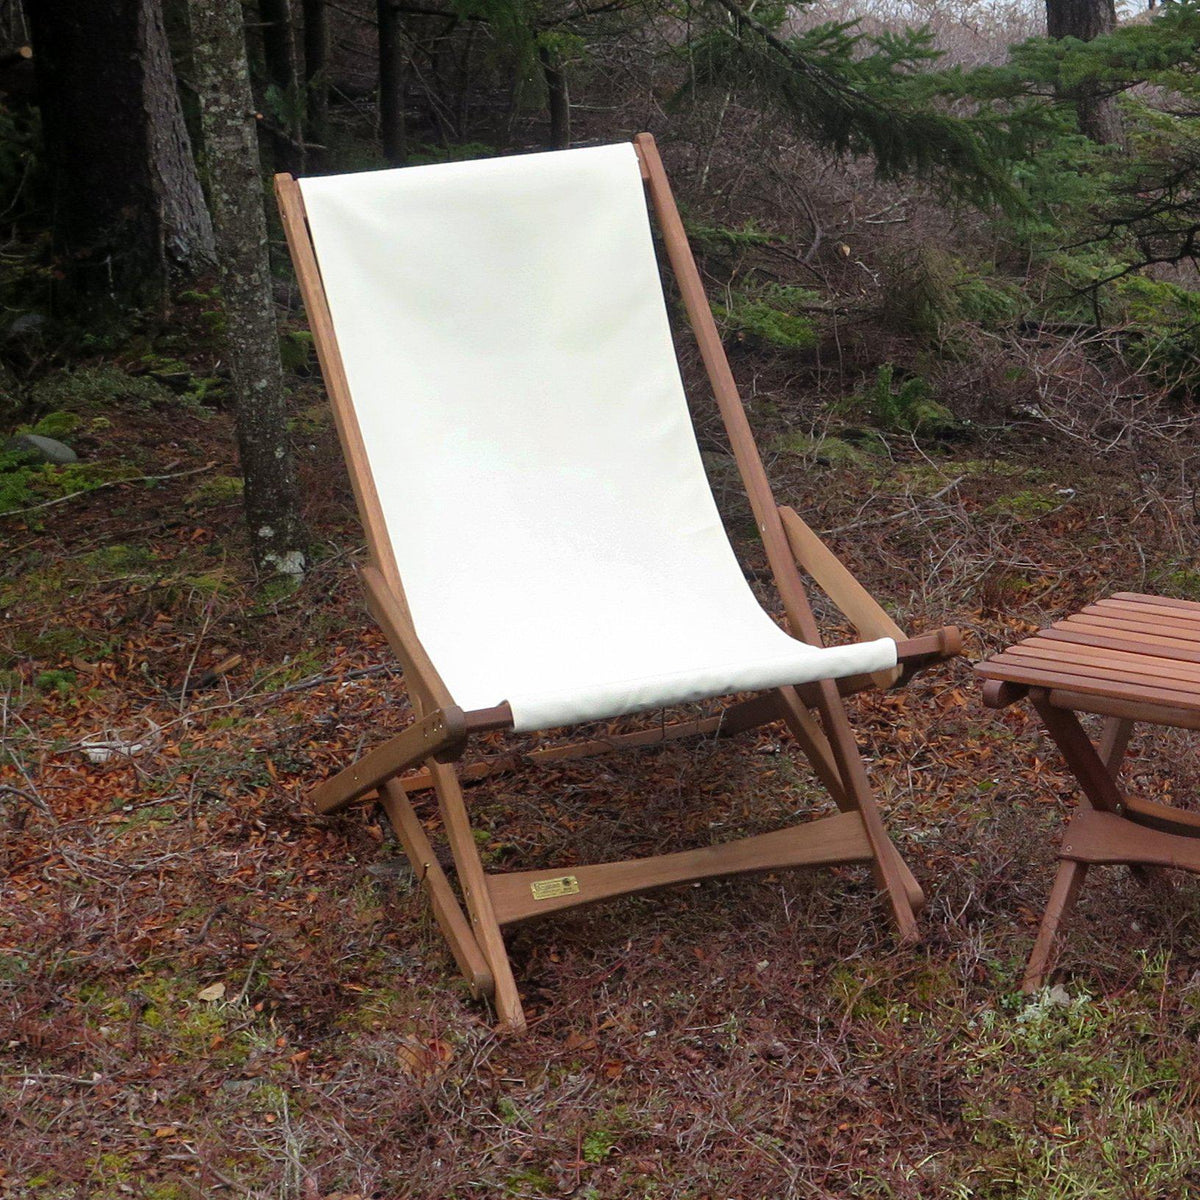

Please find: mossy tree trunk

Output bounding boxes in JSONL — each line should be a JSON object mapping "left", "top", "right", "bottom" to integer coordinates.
{"left": 25, "top": 0, "right": 214, "bottom": 301}
{"left": 1046, "top": 0, "right": 1124, "bottom": 144}
{"left": 189, "top": 0, "right": 308, "bottom": 578}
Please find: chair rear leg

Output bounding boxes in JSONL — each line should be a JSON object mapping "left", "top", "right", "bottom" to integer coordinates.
{"left": 775, "top": 686, "right": 924, "bottom": 914}
{"left": 429, "top": 759, "right": 526, "bottom": 1033}
{"left": 377, "top": 777, "right": 494, "bottom": 999}
{"left": 776, "top": 685, "right": 920, "bottom": 938}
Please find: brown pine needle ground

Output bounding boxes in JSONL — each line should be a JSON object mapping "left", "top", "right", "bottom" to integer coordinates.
{"left": 5, "top": 390, "right": 1200, "bottom": 1199}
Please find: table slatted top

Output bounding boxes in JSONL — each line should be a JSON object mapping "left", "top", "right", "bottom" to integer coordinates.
{"left": 976, "top": 593, "right": 1200, "bottom": 715}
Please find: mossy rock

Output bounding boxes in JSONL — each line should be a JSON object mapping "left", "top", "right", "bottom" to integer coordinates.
{"left": 31, "top": 410, "right": 82, "bottom": 438}
{"left": 4, "top": 433, "right": 77, "bottom": 464}
{"left": 279, "top": 329, "right": 314, "bottom": 371}
{"left": 188, "top": 474, "right": 244, "bottom": 505}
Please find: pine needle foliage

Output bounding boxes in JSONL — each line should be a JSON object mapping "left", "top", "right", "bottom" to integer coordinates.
{"left": 940, "top": 0, "right": 1200, "bottom": 277}
{"left": 678, "top": 0, "right": 1018, "bottom": 204}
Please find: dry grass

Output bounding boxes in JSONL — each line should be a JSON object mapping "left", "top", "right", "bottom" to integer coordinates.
{"left": 798, "top": 0, "right": 1044, "bottom": 65}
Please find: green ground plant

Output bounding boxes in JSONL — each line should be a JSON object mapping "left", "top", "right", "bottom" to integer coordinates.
{"left": 713, "top": 282, "right": 821, "bottom": 350}
{"left": 848, "top": 364, "right": 959, "bottom": 435}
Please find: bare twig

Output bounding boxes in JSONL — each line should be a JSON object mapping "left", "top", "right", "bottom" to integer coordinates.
{"left": 820, "top": 476, "right": 965, "bottom": 535}
{"left": 256, "top": 662, "right": 398, "bottom": 701}
{"left": 1, "top": 461, "right": 218, "bottom": 519}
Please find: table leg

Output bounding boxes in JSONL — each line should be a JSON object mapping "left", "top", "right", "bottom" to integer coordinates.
{"left": 1023, "top": 858, "right": 1089, "bottom": 993}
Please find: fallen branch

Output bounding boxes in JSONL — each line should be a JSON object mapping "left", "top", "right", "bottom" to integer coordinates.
{"left": 180, "top": 653, "right": 244, "bottom": 701}
{"left": 1, "top": 461, "right": 218, "bottom": 519}
{"left": 821, "top": 476, "right": 965, "bottom": 536}
{"left": 255, "top": 662, "right": 398, "bottom": 701}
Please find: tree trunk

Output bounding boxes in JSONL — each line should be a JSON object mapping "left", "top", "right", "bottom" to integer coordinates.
{"left": 378, "top": 0, "right": 406, "bottom": 165}
{"left": 302, "top": 0, "right": 329, "bottom": 169}
{"left": 258, "top": 0, "right": 303, "bottom": 172}
{"left": 1045, "top": 0, "right": 1124, "bottom": 144}
{"left": 25, "top": 0, "right": 213, "bottom": 301}
{"left": 455, "top": 22, "right": 476, "bottom": 139}
{"left": 539, "top": 42, "right": 570, "bottom": 150}
{"left": 189, "top": 0, "right": 308, "bottom": 578}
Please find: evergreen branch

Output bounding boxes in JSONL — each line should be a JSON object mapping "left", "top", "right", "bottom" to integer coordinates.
{"left": 690, "top": 0, "right": 1013, "bottom": 203}
{"left": 708, "top": 0, "right": 868, "bottom": 108}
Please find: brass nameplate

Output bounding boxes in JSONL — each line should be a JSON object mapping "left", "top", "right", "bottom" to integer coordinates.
{"left": 531, "top": 875, "right": 580, "bottom": 901}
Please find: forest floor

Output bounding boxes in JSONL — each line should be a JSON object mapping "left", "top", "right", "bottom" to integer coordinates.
{"left": 5, "top": 334, "right": 1200, "bottom": 1199}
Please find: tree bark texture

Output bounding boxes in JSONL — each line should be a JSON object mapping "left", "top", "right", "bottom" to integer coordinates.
{"left": 25, "top": 0, "right": 214, "bottom": 299}
{"left": 378, "top": 0, "right": 407, "bottom": 165}
{"left": 189, "top": 0, "right": 308, "bottom": 577}
{"left": 1045, "top": 0, "right": 1124, "bottom": 144}
{"left": 302, "top": 0, "right": 329, "bottom": 169}
{"left": 1046, "top": 0, "right": 1114, "bottom": 41}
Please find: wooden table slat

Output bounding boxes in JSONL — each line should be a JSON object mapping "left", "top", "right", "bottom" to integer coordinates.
{"left": 1086, "top": 600, "right": 1200, "bottom": 631}
{"left": 978, "top": 657, "right": 1200, "bottom": 711}
{"left": 1039, "top": 626, "right": 1200, "bottom": 663}
{"left": 1112, "top": 591, "right": 1200, "bottom": 615}
{"left": 978, "top": 593, "right": 1200, "bottom": 714}
{"left": 1008, "top": 639, "right": 1200, "bottom": 683}
{"left": 1060, "top": 619, "right": 1200, "bottom": 648}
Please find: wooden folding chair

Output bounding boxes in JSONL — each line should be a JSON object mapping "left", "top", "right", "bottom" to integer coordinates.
{"left": 978, "top": 593, "right": 1200, "bottom": 992}
{"left": 275, "top": 135, "right": 961, "bottom": 1032}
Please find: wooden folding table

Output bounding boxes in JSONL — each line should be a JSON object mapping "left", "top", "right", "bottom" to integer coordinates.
{"left": 977, "top": 592, "right": 1200, "bottom": 990}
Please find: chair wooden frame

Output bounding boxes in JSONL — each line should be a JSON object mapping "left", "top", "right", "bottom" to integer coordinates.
{"left": 978, "top": 593, "right": 1200, "bottom": 992}
{"left": 275, "top": 134, "right": 961, "bottom": 1032}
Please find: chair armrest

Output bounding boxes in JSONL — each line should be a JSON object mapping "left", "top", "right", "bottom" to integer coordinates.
{"left": 778, "top": 505, "right": 962, "bottom": 689}
{"left": 778, "top": 505, "right": 907, "bottom": 643}
{"left": 893, "top": 628, "right": 964, "bottom": 687}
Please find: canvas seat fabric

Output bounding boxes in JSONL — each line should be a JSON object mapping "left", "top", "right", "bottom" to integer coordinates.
{"left": 299, "top": 142, "right": 896, "bottom": 731}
